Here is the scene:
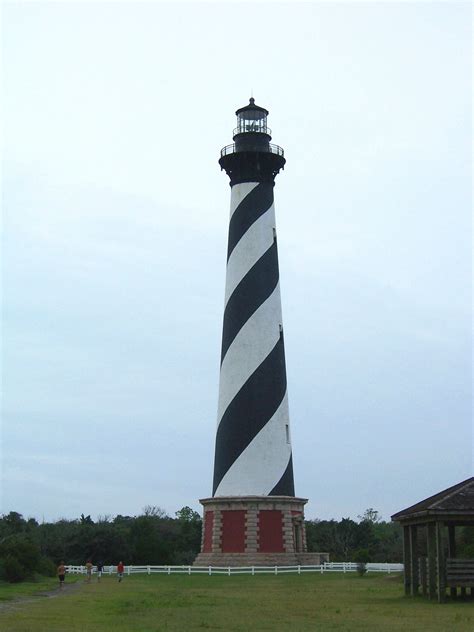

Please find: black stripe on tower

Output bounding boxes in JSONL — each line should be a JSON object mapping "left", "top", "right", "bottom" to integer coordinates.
{"left": 221, "top": 240, "right": 279, "bottom": 363}
{"left": 227, "top": 183, "right": 274, "bottom": 260}
{"left": 213, "top": 334, "right": 288, "bottom": 495}
{"left": 270, "top": 455, "right": 295, "bottom": 496}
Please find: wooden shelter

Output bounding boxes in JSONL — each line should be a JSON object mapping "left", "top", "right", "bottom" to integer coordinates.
{"left": 392, "top": 477, "right": 474, "bottom": 602}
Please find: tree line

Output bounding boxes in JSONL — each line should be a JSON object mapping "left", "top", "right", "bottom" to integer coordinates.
{"left": 305, "top": 509, "right": 403, "bottom": 563}
{"left": 5, "top": 505, "right": 473, "bottom": 583}
{"left": 0, "top": 506, "right": 202, "bottom": 582}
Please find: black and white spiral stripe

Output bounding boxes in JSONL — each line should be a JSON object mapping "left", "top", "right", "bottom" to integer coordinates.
{"left": 212, "top": 181, "right": 295, "bottom": 497}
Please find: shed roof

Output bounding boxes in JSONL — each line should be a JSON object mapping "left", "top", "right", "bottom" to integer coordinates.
{"left": 391, "top": 477, "right": 474, "bottom": 522}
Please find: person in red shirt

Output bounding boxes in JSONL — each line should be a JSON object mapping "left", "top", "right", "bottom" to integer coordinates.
{"left": 117, "top": 561, "right": 125, "bottom": 582}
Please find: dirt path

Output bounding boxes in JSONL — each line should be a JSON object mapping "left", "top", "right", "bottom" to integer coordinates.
{"left": 0, "top": 580, "right": 84, "bottom": 614}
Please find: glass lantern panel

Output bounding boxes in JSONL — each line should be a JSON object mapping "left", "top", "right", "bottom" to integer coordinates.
{"left": 237, "top": 110, "right": 267, "bottom": 133}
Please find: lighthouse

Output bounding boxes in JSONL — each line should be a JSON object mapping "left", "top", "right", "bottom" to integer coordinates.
{"left": 195, "top": 99, "right": 323, "bottom": 566}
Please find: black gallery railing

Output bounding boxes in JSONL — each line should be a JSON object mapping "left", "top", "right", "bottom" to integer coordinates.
{"left": 220, "top": 143, "right": 284, "bottom": 158}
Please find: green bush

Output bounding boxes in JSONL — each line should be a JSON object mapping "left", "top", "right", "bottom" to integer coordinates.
{"left": 173, "top": 550, "right": 198, "bottom": 565}
{"left": 37, "top": 556, "right": 57, "bottom": 577}
{"left": 0, "top": 534, "right": 41, "bottom": 582}
{"left": 2, "top": 554, "right": 27, "bottom": 582}
{"left": 353, "top": 548, "right": 370, "bottom": 563}
{"left": 353, "top": 548, "right": 370, "bottom": 576}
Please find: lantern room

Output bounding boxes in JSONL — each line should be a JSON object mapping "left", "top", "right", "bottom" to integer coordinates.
{"left": 233, "top": 98, "right": 271, "bottom": 137}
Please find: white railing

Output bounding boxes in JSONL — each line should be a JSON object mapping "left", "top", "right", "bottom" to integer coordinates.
{"left": 66, "top": 562, "right": 403, "bottom": 576}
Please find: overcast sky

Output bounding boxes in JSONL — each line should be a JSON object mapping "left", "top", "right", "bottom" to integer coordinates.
{"left": 2, "top": 1, "right": 472, "bottom": 523}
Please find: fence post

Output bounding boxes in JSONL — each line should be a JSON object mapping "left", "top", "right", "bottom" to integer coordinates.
{"left": 208, "top": 566, "right": 211, "bottom": 576}
{"left": 167, "top": 566, "right": 171, "bottom": 575}
{"left": 321, "top": 564, "right": 323, "bottom": 574}
{"left": 252, "top": 566, "right": 255, "bottom": 576}
{"left": 343, "top": 563, "right": 346, "bottom": 574}
{"left": 147, "top": 565, "right": 150, "bottom": 575}
{"left": 298, "top": 565, "right": 301, "bottom": 575}
{"left": 275, "top": 566, "right": 278, "bottom": 575}
{"left": 127, "top": 566, "right": 131, "bottom": 575}
{"left": 188, "top": 566, "right": 191, "bottom": 575}
{"left": 228, "top": 567, "right": 230, "bottom": 576}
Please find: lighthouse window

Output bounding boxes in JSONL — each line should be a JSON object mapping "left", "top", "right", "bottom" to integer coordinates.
{"left": 237, "top": 112, "right": 267, "bottom": 134}
{"left": 285, "top": 424, "right": 290, "bottom": 444}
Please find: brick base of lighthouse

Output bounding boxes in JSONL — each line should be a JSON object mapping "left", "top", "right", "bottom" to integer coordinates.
{"left": 193, "top": 496, "right": 328, "bottom": 567}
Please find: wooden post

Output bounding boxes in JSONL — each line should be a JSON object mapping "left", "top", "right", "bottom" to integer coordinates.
{"left": 409, "top": 525, "right": 418, "bottom": 596}
{"left": 447, "top": 525, "right": 456, "bottom": 556}
{"left": 448, "top": 524, "right": 456, "bottom": 599}
{"left": 419, "top": 556, "right": 427, "bottom": 596}
{"left": 403, "top": 525, "right": 411, "bottom": 596}
{"left": 427, "top": 522, "right": 437, "bottom": 600}
{"left": 436, "top": 521, "right": 446, "bottom": 603}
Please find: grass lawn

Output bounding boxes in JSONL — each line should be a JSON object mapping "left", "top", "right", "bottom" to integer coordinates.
{"left": 0, "top": 573, "right": 472, "bottom": 631}
{"left": 0, "top": 575, "right": 80, "bottom": 601}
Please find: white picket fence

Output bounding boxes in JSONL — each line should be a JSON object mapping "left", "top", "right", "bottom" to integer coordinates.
{"left": 66, "top": 562, "right": 403, "bottom": 576}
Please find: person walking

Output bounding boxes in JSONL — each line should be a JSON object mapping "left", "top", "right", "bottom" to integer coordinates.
{"left": 85, "top": 559, "right": 93, "bottom": 583}
{"left": 96, "top": 560, "right": 104, "bottom": 582}
{"left": 117, "top": 561, "right": 125, "bottom": 582}
{"left": 57, "top": 561, "right": 66, "bottom": 590}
